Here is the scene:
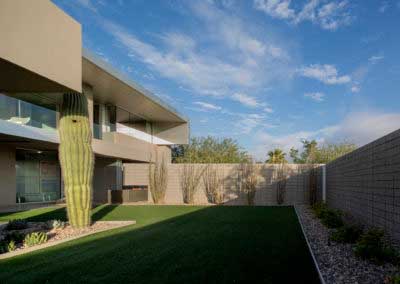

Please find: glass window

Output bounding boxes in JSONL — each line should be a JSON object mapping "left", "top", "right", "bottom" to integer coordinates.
{"left": 0, "top": 93, "right": 57, "bottom": 131}
{"left": 16, "top": 149, "right": 61, "bottom": 203}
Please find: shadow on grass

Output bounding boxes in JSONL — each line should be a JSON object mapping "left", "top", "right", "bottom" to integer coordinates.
{"left": 92, "top": 205, "right": 118, "bottom": 222}
{"left": 0, "top": 206, "right": 320, "bottom": 284}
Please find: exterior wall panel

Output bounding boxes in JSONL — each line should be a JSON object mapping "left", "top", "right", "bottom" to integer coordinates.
{"left": 0, "top": 0, "right": 81, "bottom": 92}
{"left": 0, "top": 147, "right": 16, "bottom": 209}
{"left": 123, "top": 163, "right": 322, "bottom": 205}
{"left": 326, "top": 129, "right": 400, "bottom": 242}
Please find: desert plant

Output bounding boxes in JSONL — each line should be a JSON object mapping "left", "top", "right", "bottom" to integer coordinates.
{"left": 320, "top": 209, "right": 343, "bottom": 228}
{"left": 24, "top": 232, "right": 48, "bottom": 247}
{"left": 148, "top": 154, "right": 168, "bottom": 204}
{"left": 266, "top": 148, "right": 287, "bottom": 164}
{"left": 48, "top": 219, "right": 67, "bottom": 230}
{"left": 330, "top": 225, "right": 362, "bottom": 243}
{"left": 276, "top": 164, "right": 287, "bottom": 205}
{"left": 4, "top": 231, "right": 25, "bottom": 244}
{"left": 7, "top": 240, "right": 16, "bottom": 252}
{"left": 0, "top": 241, "right": 8, "bottom": 254}
{"left": 240, "top": 162, "right": 258, "bottom": 205}
{"left": 59, "top": 93, "right": 94, "bottom": 228}
{"left": 386, "top": 274, "right": 400, "bottom": 284}
{"left": 203, "top": 164, "right": 224, "bottom": 204}
{"left": 180, "top": 164, "right": 205, "bottom": 204}
{"left": 173, "top": 136, "right": 250, "bottom": 163}
{"left": 311, "top": 202, "right": 343, "bottom": 228}
{"left": 6, "top": 219, "right": 28, "bottom": 230}
{"left": 354, "top": 229, "right": 399, "bottom": 264}
{"left": 311, "top": 202, "right": 328, "bottom": 218}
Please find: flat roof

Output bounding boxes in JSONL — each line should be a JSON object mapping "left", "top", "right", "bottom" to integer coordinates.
{"left": 82, "top": 49, "right": 188, "bottom": 123}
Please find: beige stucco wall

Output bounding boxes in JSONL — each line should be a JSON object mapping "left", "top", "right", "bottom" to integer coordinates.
{"left": 0, "top": 147, "right": 16, "bottom": 209}
{"left": 93, "top": 157, "right": 122, "bottom": 204}
{"left": 153, "top": 122, "right": 189, "bottom": 145}
{"left": 124, "top": 163, "right": 322, "bottom": 205}
{"left": 0, "top": 0, "right": 82, "bottom": 92}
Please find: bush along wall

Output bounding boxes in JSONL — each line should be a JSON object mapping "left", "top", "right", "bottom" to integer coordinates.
{"left": 311, "top": 202, "right": 400, "bottom": 267}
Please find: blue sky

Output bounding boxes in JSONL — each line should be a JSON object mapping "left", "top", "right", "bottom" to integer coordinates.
{"left": 53, "top": 0, "right": 400, "bottom": 160}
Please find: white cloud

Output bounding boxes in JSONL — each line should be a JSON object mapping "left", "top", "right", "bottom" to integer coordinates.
{"left": 234, "top": 114, "right": 266, "bottom": 134}
{"left": 351, "top": 85, "right": 360, "bottom": 93}
{"left": 75, "top": 0, "right": 98, "bottom": 12}
{"left": 104, "top": 21, "right": 259, "bottom": 97}
{"left": 264, "top": 106, "right": 274, "bottom": 113}
{"left": 232, "top": 93, "right": 261, "bottom": 108}
{"left": 368, "top": 55, "right": 384, "bottom": 64}
{"left": 298, "top": 64, "right": 351, "bottom": 85}
{"left": 254, "top": 0, "right": 295, "bottom": 19}
{"left": 193, "top": 101, "right": 222, "bottom": 111}
{"left": 254, "top": 0, "right": 353, "bottom": 31}
{"left": 192, "top": 1, "right": 289, "bottom": 60}
{"left": 251, "top": 111, "right": 400, "bottom": 158}
{"left": 328, "top": 112, "right": 400, "bottom": 145}
{"left": 102, "top": 1, "right": 292, "bottom": 103}
{"left": 304, "top": 92, "right": 325, "bottom": 102}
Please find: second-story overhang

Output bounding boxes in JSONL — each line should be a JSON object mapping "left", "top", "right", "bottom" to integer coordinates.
{"left": 82, "top": 49, "right": 189, "bottom": 145}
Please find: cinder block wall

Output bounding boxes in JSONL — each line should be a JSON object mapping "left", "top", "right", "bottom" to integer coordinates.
{"left": 123, "top": 163, "right": 322, "bottom": 206}
{"left": 326, "top": 129, "right": 400, "bottom": 241}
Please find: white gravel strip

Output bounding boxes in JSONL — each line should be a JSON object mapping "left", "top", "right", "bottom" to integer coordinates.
{"left": 296, "top": 205, "right": 398, "bottom": 284}
{"left": 0, "top": 220, "right": 135, "bottom": 260}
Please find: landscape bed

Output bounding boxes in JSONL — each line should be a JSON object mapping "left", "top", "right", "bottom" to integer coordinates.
{"left": 0, "top": 205, "right": 320, "bottom": 283}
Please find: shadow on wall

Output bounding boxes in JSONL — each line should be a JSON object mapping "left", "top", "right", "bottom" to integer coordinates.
{"left": 222, "top": 164, "right": 323, "bottom": 206}
{"left": 0, "top": 206, "right": 320, "bottom": 283}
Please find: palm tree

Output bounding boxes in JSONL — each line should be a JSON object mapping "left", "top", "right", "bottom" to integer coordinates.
{"left": 266, "top": 148, "right": 287, "bottom": 164}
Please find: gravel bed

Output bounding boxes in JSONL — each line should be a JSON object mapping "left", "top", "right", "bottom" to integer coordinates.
{"left": 296, "top": 205, "right": 399, "bottom": 284}
{"left": 1, "top": 221, "right": 134, "bottom": 256}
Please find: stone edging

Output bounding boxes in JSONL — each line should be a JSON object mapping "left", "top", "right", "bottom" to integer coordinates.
{"left": 294, "top": 206, "right": 326, "bottom": 284}
{"left": 0, "top": 220, "right": 136, "bottom": 260}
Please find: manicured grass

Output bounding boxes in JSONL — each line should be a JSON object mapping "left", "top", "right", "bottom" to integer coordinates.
{"left": 0, "top": 205, "right": 320, "bottom": 283}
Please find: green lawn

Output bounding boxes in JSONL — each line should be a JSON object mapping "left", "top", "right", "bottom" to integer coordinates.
{"left": 0, "top": 205, "right": 320, "bottom": 284}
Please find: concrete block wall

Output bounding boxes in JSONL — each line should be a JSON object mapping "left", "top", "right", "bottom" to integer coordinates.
{"left": 326, "top": 129, "right": 400, "bottom": 241}
{"left": 123, "top": 163, "right": 322, "bottom": 206}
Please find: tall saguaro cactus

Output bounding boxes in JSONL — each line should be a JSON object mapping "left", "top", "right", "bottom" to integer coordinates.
{"left": 59, "top": 93, "right": 94, "bottom": 228}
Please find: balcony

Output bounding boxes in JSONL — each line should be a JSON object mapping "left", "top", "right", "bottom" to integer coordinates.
{"left": 0, "top": 93, "right": 57, "bottom": 132}
{"left": 92, "top": 131, "right": 157, "bottom": 162}
{"left": 0, "top": 93, "right": 59, "bottom": 143}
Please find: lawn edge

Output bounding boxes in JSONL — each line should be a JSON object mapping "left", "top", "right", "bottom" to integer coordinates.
{"left": 0, "top": 220, "right": 136, "bottom": 260}
{"left": 294, "top": 206, "right": 326, "bottom": 284}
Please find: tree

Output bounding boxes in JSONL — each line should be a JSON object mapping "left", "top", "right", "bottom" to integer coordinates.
{"left": 173, "top": 136, "right": 250, "bottom": 163}
{"left": 290, "top": 140, "right": 356, "bottom": 164}
{"left": 266, "top": 148, "right": 287, "bottom": 164}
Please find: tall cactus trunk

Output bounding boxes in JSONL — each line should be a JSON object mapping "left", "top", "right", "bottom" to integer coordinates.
{"left": 59, "top": 93, "right": 94, "bottom": 228}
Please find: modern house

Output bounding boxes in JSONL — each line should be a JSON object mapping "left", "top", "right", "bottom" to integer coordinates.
{"left": 0, "top": 0, "right": 189, "bottom": 211}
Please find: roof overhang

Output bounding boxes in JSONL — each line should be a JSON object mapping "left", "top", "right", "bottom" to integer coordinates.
{"left": 82, "top": 49, "right": 188, "bottom": 124}
{"left": 0, "top": 0, "right": 82, "bottom": 93}
{"left": 82, "top": 49, "right": 189, "bottom": 144}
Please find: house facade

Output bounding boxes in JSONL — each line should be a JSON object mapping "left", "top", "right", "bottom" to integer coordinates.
{"left": 0, "top": 0, "right": 189, "bottom": 211}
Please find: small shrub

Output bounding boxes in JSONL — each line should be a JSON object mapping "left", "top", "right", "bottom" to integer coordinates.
{"left": 6, "top": 219, "right": 28, "bottom": 230}
{"left": 4, "top": 231, "right": 25, "bottom": 244}
{"left": 354, "top": 229, "right": 399, "bottom": 264}
{"left": 311, "top": 202, "right": 328, "bottom": 218}
{"left": 24, "top": 232, "right": 48, "bottom": 247}
{"left": 330, "top": 225, "right": 362, "bottom": 243}
{"left": 48, "top": 219, "right": 66, "bottom": 230}
{"left": 385, "top": 274, "right": 400, "bottom": 284}
{"left": 7, "top": 240, "right": 16, "bottom": 252}
{"left": 320, "top": 209, "right": 343, "bottom": 228}
{"left": 0, "top": 241, "right": 8, "bottom": 254}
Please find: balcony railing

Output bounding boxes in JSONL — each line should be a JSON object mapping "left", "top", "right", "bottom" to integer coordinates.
{"left": 0, "top": 94, "right": 57, "bottom": 132}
